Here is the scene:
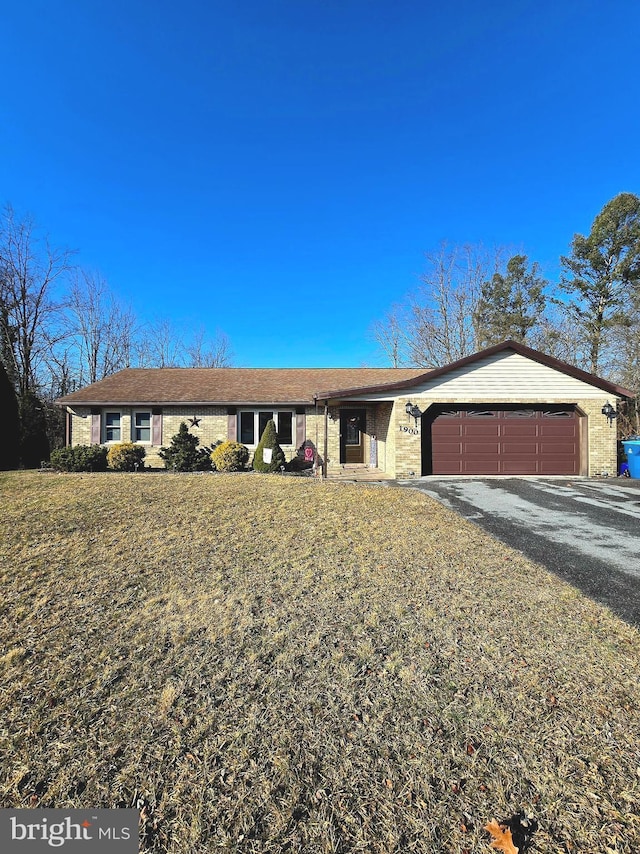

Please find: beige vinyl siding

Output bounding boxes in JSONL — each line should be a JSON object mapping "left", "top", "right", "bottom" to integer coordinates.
{"left": 347, "top": 352, "right": 621, "bottom": 402}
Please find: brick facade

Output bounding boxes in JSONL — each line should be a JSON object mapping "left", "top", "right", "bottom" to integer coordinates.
{"left": 66, "top": 393, "right": 620, "bottom": 476}
{"left": 579, "top": 399, "right": 618, "bottom": 477}
{"left": 68, "top": 405, "right": 329, "bottom": 469}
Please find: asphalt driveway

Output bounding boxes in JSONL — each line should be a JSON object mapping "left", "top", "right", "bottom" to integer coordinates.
{"left": 396, "top": 476, "right": 640, "bottom": 628}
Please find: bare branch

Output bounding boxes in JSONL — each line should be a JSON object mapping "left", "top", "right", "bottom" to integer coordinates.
{"left": 0, "top": 204, "right": 74, "bottom": 397}
{"left": 185, "top": 328, "right": 233, "bottom": 367}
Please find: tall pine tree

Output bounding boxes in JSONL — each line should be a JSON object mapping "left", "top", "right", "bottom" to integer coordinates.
{"left": 560, "top": 192, "right": 640, "bottom": 374}
{"left": 475, "top": 255, "right": 547, "bottom": 348}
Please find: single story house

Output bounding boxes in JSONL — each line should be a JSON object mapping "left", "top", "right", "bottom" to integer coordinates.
{"left": 56, "top": 341, "right": 634, "bottom": 478}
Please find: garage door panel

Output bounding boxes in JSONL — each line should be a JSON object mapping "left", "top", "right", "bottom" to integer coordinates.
{"left": 500, "top": 460, "right": 540, "bottom": 474}
{"left": 432, "top": 425, "right": 462, "bottom": 438}
{"left": 540, "top": 423, "right": 578, "bottom": 437}
{"left": 438, "top": 442, "right": 463, "bottom": 459}
{"left": 501, "top": 441, "right": 539, "bottom": 455}
{"left": 464, "top": 442, "right": 500, "bottom": 455}
{"left": 462, "top": 423, "right": 500, "bottom": 437}
{"left": 432, "top": 456, "right": 463, "bottom": 474}
{"left": 501, "top": 423, "right": 539, "bottom": 438}
{"left": 462, "top": 459, "right": 501, "bottom": 474}
{"left": 538, "top": 459, "right": 575, "bottom": 474}
{"left": 428, "top": 406, "right": 580, "bottom": 475}
{"left": 539, "top": 441, "right": 577, "bottom": 455}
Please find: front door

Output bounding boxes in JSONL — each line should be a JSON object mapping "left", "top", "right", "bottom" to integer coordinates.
{"left": 340, "top": 409, "right": 366, "bottom": 464}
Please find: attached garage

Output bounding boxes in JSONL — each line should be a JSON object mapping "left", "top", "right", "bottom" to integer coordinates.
{"left": 58, "top": 340, "right": 633, "bottom": 480}
{"left": 424, "top": 404, "right": 582, "bottom": 475}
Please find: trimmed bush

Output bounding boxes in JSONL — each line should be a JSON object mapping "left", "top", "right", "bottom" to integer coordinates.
{"left": 211, "top": 441, "right": 249, "bottom": 472}
{"left": 159, "top": 422, "right": 212, "bottom": 471}
{"left": 50, "top": 445, "right": 108, "bottom": 472}
{"left": 252, "top": 419, "right": 286, "bottom": 473}
{"left": 107, "top": 442, "right": 146, "bottom": 471}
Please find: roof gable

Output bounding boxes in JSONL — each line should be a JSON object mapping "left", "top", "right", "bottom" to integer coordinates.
{"left": 315, "top": 341, "right": 635, "bottom": 400}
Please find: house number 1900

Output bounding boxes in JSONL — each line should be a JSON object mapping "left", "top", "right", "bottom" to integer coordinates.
{"left": 399, "top": 425, "right": 420, "bottom": 435}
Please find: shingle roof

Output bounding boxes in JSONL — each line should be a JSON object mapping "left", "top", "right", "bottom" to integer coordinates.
{"left": 56, "top": 342, "right": 634, "bottom": 407}
{"left": 56, "top": 367, "right": 428, "bottom": 406}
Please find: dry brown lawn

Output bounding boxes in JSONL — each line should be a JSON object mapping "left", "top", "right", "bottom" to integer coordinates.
{"left": 1, "top": 470, "right": 639, "bottom": 853}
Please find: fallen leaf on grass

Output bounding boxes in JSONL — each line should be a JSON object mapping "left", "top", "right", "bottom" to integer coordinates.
{"left": 484, "top": 819, "right": 519, "bottom": 854}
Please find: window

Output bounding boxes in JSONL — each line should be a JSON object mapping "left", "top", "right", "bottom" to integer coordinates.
{"left": 277, "top": 411, "right": 293, "bottom": 444}
{"left": 133, "top": 411, "right": 151, "bottom": 442}
{"left": 504, "top": 410, "right": 537, "bottom": 418}
{"left": 104, "top": 412, "right": 121, "bottom": 442}
{"left": 258, "top": 411, "right": 272, "bottom": 439}
{"left": 238, "top": 410, "right": 295, "bottom": 445}
{"left": 240, "top": 411, "right": 255, "bottom": 445}
{"left": 345, "top": 417, "right": 360, "bottom": 445}
{"left": 542, "top": 409, "right": 574, "bottom": 418}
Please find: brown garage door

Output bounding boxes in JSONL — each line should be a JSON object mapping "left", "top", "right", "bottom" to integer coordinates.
{"left": 428, "top": 405, "right": 581, "bottom": 475}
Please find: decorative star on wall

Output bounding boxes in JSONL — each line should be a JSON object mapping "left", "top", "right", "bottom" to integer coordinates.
{"left": 188, "top": 416, "right": 201, "bottom": 428}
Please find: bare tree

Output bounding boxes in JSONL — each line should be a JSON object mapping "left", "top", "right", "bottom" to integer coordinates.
{"left": 133, "top": 320, "right": 233, "bottom": 368}
{"left": 61, "top": 269, "right": 136, "bottom": 385}
{"left": 370, "top": 311, "right": 405, "bottom": 367}
{"left": 185, "top": 327, "right": 232, "bottom": 367}
{"left": 373, "top": 244, "right": 503, "bottom": 367}
{"left": 0, "top": 204, "right": 73, "bottom": 397}
{"left": 133, "top": 318, "right": 186, "bottom": 368}
{"left": 527, "top": 314, "right": 587, "bottom": 368}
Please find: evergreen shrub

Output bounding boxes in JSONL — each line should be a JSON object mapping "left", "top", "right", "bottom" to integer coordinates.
{"left": 107, "top": 442, "right": 146, "bottom": 471}
{"left": 159, "top": 422, "right": 212, "bottom": 471}
{"left": 252, "top": 419, "right": 286, "bottom": 473}
{"left": 211, "top": 441, "right": 249, "bottom": 472}
{"left": 50, "top": 445, "right": 108, "bottom": 472}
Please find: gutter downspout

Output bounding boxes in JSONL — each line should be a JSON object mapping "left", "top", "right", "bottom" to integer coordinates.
{"left": 323, "top": 399, "right": 329, "bottom": 479}
{"left": 314, "top": 397, "right": 319, "bottom": 476}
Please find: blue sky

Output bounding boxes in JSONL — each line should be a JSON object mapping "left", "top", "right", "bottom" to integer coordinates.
{"left": 2, "top": 0, "right": 639, "bottom": 367}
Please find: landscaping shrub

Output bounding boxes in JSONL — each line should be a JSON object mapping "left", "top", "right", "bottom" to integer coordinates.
{"left": 107, "top": 442, "right": 146, "bottom": 471}
{"left": 287, "top": 439, "right": 317, "bottom": 472}
{"left": 211, "top": 441, "right": 249, "bottom": 472}
{"left": 252, "top": 419, "right": 286, "bottom": 473}
{"left": 159, "top": 422, "right": 212, "bottom": 471}
{"left": 49, "top": 445, "right": 108, "bottom": 472}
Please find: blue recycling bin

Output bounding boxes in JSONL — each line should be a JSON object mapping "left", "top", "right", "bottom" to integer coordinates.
{"left": 622, "top": 440, "right": 640, "bottom": 479}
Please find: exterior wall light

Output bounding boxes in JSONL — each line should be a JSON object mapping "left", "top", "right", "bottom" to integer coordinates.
{"left": 601, "top": 402, "right": 617, "bottom": 426}
{"left": 405, "top": 401, "right": 424, "bottom": 424}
